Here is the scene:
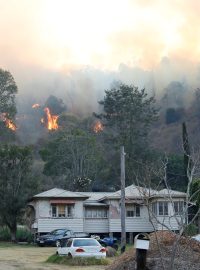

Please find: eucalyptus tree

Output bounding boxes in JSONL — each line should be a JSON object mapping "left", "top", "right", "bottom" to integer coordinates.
{"left": 0, "top": 68, "right": 17, "bottom": 117}
{"left": 40, "top": 128, "right": 102, "bottom": 191}
{"left": 95, "top": 82, "right": 158, "bottom": 184}
{"left": 0, "top": 68, "right": 18, "bottom": 141}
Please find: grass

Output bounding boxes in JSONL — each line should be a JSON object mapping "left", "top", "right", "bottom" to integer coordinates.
{"left": 0, "top": 242, "right": 20, "bottom": 248}
{"left": 46, "top": 254, "right": 110, "bottom": 266}
{"left": 114, "top": 243, "right": 134, "bottom": 256}
{"left": 0, "top": 241, "right": 37, "bottom": 248}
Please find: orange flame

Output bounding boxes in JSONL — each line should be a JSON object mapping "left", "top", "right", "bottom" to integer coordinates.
{"left": 93, "top": 120, "right": 104, "bottom": 133}
{"left": 0, "top": 113, "right": 17, "bottom": 131}
{"left": 32, "top": 103, "right": 40, "bottom": 109}
{"left": 42, "top": 107, "right": 59, "bottom": 130}
{"left": 6, "top": 119, "right": 17, "bottom": 131}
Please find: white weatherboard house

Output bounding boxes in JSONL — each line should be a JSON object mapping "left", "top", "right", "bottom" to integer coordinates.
{"left": 29, "top": 185, "right": 187, "bottom": 236}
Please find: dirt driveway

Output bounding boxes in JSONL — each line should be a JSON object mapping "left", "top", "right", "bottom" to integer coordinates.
{"left": 0, "top": 245, "right": 106, "bottom": 270}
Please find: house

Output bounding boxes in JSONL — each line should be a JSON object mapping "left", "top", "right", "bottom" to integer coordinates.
{"left": 28, "top": 184, "right": 187, "bottom": 237}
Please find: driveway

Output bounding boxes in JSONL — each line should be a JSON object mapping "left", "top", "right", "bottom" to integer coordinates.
{"left": 0, "top": 245, "right": 106, "bottom": 270}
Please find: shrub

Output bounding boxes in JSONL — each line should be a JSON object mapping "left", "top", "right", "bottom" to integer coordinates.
{"left": 0, "top": 227, "right": 10, "bottom": 241}
{"left": 184, "top": 224, "right": 198, "bottom": 236}
{"left": 0, "top": 226, "right": 33, "bottom": 242}
{"left": 16, "top": 228, "right": 33, "bottom": 242}
{"left": 46, "top": 254, "right": 110, "bottom": 266}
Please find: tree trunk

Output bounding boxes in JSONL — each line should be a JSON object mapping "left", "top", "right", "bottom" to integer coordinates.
{"left": 198, "top": 212, "right": 200, "bottom": 234}
{"left": 10, "top": 225, "right": 17, "bottom": 242}
{"left": 182, "top": 122, "right": 191, "bottom": 189}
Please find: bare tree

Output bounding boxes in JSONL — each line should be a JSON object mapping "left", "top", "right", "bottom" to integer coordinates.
{"left": 133, "top": 153, "right": 200, "bottom": 270}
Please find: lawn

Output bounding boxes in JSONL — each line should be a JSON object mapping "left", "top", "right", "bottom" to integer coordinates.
{"left": 0, "top": 244, "right": 108, "bottom": 270}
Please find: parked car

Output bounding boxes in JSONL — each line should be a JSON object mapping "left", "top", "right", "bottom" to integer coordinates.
{"left": 56, "top": 238, "right": 107, "bottom": 258}
{"left": 191, "top": 234, "right": 200, "bottom": 242}
{"left": 36, "top": 229, "right": 89, "bottom": 247}
{"left": 99, "top": 237, "right": 119, "bottom": 250}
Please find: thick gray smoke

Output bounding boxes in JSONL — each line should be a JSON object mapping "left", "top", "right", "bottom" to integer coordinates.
{"left": 12, "top": 57, "right": 200, "bottom": 144}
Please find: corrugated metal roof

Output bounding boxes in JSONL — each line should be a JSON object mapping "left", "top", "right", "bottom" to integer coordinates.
{"left": 33, "top": 185, "right": 186, "bottom": 202}
{"left": 33, "top": 188, "right": 88, "bottom": 198}
{"left": 80, "top": 192, "right": 113, "bottom": 202}
{"left": 156, "top": 189, "right": 186, "bottom": 197}
{"left": 97, "top": 185, "right": 186, "bottom": 200}
{"left": 98, "top": 185, "right": 154, "bottom": 200}
{"left": 33, "top": 188, "right": 65, "bottom": 197}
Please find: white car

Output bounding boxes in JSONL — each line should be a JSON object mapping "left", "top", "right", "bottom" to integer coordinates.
{"left": 191, "top": 234, "right": 200, "bottom": 242}
{"left": 56, "top": 238, "right": 106, "bottom": 258}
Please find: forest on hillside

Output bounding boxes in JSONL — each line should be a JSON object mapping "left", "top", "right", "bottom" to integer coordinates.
{"left": 1, "top": 68, "right": 200, "bottom": 194}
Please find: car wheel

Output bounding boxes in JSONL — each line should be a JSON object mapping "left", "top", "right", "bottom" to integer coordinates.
{"left": 68, "top": 253, "right": 72, "bottom": 258}
{"left": 55, "top": 240, "right": 61, "bottom": 247}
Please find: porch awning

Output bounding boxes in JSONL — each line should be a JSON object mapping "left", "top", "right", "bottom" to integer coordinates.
{"left": 125, "top": 199, "right": 144, "bottom": 205}
{"left": 84, "top": 202, "right": 108, "bottom": 206}
{"left": 50, "top": 199, "right": 75, "bottom": 204}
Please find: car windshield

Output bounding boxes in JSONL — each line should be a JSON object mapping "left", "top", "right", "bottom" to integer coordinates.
{"left": 50, "top": 229, "right": 66, "bottom": 235}
{"left": 73, "top": 239, "right": 100, "bottom": 247}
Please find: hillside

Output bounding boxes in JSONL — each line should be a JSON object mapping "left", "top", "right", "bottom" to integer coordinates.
{"left": 150, "top": 110, "right": 200, "bottom": 154}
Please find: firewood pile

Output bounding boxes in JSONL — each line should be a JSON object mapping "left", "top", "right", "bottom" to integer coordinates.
{"left": 106, "top": 231, "right": 200, "bottom": 270}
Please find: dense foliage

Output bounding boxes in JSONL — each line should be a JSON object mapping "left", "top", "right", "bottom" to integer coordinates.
{"left": 166, "top": 154, "right": 185, "bottom": 191}
{"left": 40, "top": 129, "right": 102, "bottom": 191}
{"left": 0, "top": 144, "right": 38, "bottom": 241}
{"left": 0, "top": 68, "right": 17, "bottom": 141}
{"left": 96, "top": 82, "right": 158, "bottom": 185}
{"left": 0, "top": 68, "right": 17, "bottom": 117}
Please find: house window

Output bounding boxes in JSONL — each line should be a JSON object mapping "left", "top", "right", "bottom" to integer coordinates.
{"left": 126, "top": 205, "right": 140, "bottom": 217}
{"left": 67, "top": 205, "right": 73, "bottom": 217}
{"left": 152, "top": 202, "right": 157, "bottom": 215}
{"left": 103, "top": 209, "right": 108, "bottom": 218}
{"left": 85, "top": 208, "right": 108, "bottom": 218}
{"left": 158, "top": 201, "right": 168, "bottom": 216}
{"left": 52, "top": 205, "right": 57, "bottom": 217}
{"left": 127, "top": 210, "right": 134, "bottom": 217}
{"left": 51, "top": 205, "right": 74, "bottom": 218}
{"left": 93, "top": 210, "right": 98, "bottom": 218}
{"left": 58, "top": 205, "right": 65, "bottom": 217}
{"left": 136, "top": 205, "right": 140, "bottom": 217}
{"left": 85, "top": 209, "right": 92, "bottom": 218}
{"left": 174, "top": 201, "right": 184, "bottom": 215}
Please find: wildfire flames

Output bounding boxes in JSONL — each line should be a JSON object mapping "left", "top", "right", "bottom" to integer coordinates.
{"left": 6, "top": 119, "right": 17, "bottom": 131}
{"left": 0, "top": 113, "right": 17, "bottom": 131}
{"left": 93, "top": 120, "right": 104, "bottom": 133}
{"left": 1, "top": 103, "right": 103, "bottom": 134}
{"left": 31, "top": 103, "right": 59, "bottom": 130}
{"left": 41, "top": 107, "right": 59, "bottom": 130}
{"left": 32, "top": 103, "right": 40, "bottom": 109}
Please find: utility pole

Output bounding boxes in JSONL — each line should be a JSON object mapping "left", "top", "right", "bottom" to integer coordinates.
{"left": 120, "top": 146, "right": 126, "bottom": 253}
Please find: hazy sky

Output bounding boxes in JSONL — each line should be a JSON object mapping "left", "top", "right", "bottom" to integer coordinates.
{"left": 1, "top": 0, "right": 200, "bottom": 105}
{"left": 1, "top": 0, "right": 200, "bottom": 70}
